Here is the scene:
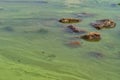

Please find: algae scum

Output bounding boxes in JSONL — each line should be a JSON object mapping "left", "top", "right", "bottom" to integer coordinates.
{"left": 0, "top": 0, "right": 120, "bottom": 80}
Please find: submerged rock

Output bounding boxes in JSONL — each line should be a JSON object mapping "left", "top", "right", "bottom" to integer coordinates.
{"left": 24, "top": 28, "right": 48, "bottom": 34}
{"left": 67, "top": 25, "right": 87, "bottom": 33}
{"left": 110, "top": 4, "right": 117, "bottom": 7}
{"left": 47, "top": 54, "right": 56, "bottom": 61}
{"left": 66, "top": 40, "right": 81, "bottom": 48}
{"left": 91, "top": 19, "right": 116, "bottom": 30}
{"left": 2, "top": 26, "right": 14, "bottom": 32}
{"left": 88, "top": 51, "right": 104, "bottom": 59}
{"left": 118, "top": 3, "right": 120, "bottom": 5}
{"left": 59, "top": 18, "right": 81, "bottom": 23}
{"left": 37, "top": 28, "right": 48, "bottom": 34}
{"left": 81, "top": 32, "right": 101, "bottom": 41}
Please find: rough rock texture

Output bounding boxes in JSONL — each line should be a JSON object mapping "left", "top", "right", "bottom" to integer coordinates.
{"left": 67, "top": 25, "right": 87, "bottom": 33}
{"left": 91, "top": 19, "right": 116, "bottom": 30}
{"left": 81, "top": 32, "right": 101, "bottom": 41}
{"left": 59, "top": 18, "right": 81, "bottom": 23}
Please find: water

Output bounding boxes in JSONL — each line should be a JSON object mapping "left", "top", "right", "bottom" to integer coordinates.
{"left": 0, "top": 0, "right": 120, "bottom": 80}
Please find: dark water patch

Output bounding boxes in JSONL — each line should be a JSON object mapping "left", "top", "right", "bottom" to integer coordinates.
{"left": 104, "top": 42, "right": 118, "bottom": 50}
{"left": 87, "top": 51, "right": 104, "bottom": 59}
{"left": 1, "top": 26, "right": 14, "bottom": 32}
{"left": 42, "top": 53, "right": 56, "bottom": 61}
{"left": 24, "top": 28, "right": 49, "bottom": 34}
{"left": 110, "top": 4, "right": 118, "bottom": 7}
{"left": 46, "top": 54, "right": 56, "bottom": 61}
{"left": 117, "top": 3, "right": 120, "bottom": 6}
{"left": 36, "top": 28, "right": 49, "bottom": 34}
{"left": 34, "top": 50, "right": 56, "bottom": 61}
{"left": 115, "top": 51, "right": 120, "bottom": 59}
{"left": 0, "top": 7, "right": 5, "bottom": 11}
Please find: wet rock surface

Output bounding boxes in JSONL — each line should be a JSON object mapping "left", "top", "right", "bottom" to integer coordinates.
{"left": 81, "top": 32, "right": 101, "bottom": 41}
{"left": 66, "top": 40, "right": 81, "bottom": 48}
{"left": 67, "top": 25, "right": 87, "bottom": 34}
{"left": 59, "top": 18, "right": 81, "bottom": 23}
{"left": 91, "top": 19, "right": 116, "bottom": 30}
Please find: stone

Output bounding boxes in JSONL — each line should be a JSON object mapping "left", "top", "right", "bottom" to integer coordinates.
{"left": 66, "top": 41, "right": 81, "bottom": 48}
{"left": 81, "top": 32, "right": 101, "bottom": 41}
{"left": 59, "top": 18, "right": 81, "bottom": 23}
{"left": 67, "top": 25, "right": 87, "bottom": 33}
{"left": 91, "top": 19, "right": 116, "bottom": 30}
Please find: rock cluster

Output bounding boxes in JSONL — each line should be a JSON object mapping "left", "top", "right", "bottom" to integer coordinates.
{"left": 58, "top": 17, "right": 116, "bottom": 46}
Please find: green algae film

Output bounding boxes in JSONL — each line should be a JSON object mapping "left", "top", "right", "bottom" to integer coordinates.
{"left": 0, "top": 0, "right": 120, "bottom": 80}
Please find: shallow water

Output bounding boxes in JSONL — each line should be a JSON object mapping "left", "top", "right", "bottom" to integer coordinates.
{"left": 0, "top": 0, "right": 120, "bottom": 80}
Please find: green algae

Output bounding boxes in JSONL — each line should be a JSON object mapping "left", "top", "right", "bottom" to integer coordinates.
{"left": 0, "top": 0, "right": 120, "bottom": 80}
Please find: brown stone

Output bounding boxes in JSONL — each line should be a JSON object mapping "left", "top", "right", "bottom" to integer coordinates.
{"left": 66, "top": 41, "right": 81, "bottom": 47}
{"left": 59, "top": 18, "right": 81, "bottom": 23}
{"left": 81, "top": 32, "right": 101, "bottom": 41}
{"left": 91, "top": 19, "right": 116, "bottom": 30}
{"left": 67, "top": 25, "right": 87, "bottom": 33}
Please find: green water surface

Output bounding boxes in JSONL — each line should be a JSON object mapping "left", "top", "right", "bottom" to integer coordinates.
{"left": 0, "top": 0, "right": 120, "bottom": 80}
